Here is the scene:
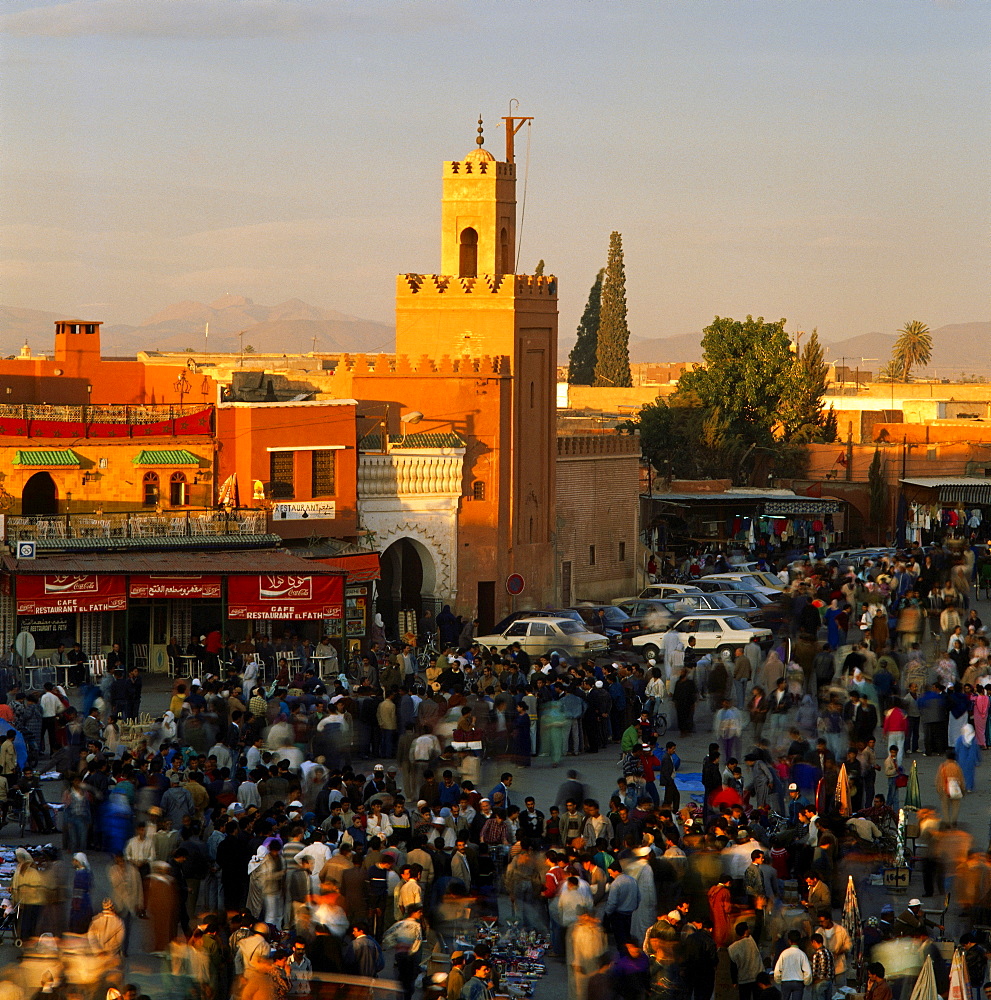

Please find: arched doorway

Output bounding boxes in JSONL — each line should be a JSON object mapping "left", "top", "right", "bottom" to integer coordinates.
{"left": 21, "top": 472, "right": 58, "bottom": 516}
{"left": 377, "top": 536, "right": 437, "bottom": 642}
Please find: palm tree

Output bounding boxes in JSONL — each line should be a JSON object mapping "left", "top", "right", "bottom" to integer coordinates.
{"left": 875, "top": 359, "right": 900, "bottom": 383}
{"left": 893, "top": 320, "right": 932, "bottom": 381}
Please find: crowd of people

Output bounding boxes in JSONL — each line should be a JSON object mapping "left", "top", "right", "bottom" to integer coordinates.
{"left": 2, "top": 543, "right": 991, "bottom": 1000}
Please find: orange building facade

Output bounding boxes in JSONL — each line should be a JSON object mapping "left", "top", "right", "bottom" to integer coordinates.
{"left": 215, "top": 400, "right": 359, "bottom": 540}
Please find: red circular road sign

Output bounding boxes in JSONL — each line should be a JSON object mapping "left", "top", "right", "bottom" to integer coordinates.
{"left": 506, "top": 573, "right": 526, "bottom": 596}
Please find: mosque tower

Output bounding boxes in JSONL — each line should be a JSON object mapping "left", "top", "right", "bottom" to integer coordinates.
{"left": 395, "top": 112, "right": 558, "bottom": 567}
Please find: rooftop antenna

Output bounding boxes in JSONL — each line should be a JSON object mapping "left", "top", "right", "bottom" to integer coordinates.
{"left": 501, "top": 99, "right": 532, "bottom": 163}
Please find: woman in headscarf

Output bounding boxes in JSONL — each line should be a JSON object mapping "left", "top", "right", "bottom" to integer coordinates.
{"left": 103, "top": 713, "right": 120, "bottom": 754}
{"left": 973, "top": 684, "right": 990, "bottom": 749}
{"left": 947, "top": 683, "right": 971, "bottom": 747}
{"left": 161, "top": 710, "right": 177, "bottom": 741}
{"left": 672, "top": 669, "right": 698, "bottom": 737}
{"left": 824, "top": 599, "right": 844, "bottom": 650}
{"left": 69, "top": 853, "right": 93, "bottom": 934}
{"left": 955, "top": 722, "right": 980, "bottom": 792}
{"left": 145, "top": 861, "right": 179, "bottom": 952}
{"left": 757, "top": 650, "right": 784, "bottom": 697}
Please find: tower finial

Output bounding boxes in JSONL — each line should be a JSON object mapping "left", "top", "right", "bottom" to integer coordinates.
{"left": 476, "top": 115, "right": 484, "bottom": 148}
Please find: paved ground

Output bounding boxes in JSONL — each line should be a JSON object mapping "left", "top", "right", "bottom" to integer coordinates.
{"left": 2, "top": 588, "right": 991, "bottom": 992}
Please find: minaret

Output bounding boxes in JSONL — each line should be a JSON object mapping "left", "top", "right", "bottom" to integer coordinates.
{"left": 394, "top": 113, "right": 557, "bottom": 569}
{"left": 439, "top": 117, "right": 517, "bottom": 278}
{"left": 395, "top": 115, "right": 557, "bottom": 368}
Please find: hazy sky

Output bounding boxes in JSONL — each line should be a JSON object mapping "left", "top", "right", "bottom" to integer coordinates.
{"left": 1, "top": 0, "right": 988, "bottom": 346}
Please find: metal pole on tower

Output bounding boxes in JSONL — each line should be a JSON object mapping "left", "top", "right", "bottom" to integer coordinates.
{"left": 205, "top": 322, "right": 209, "bottom": 354}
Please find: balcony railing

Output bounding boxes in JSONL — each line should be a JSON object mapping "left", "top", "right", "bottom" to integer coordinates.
{"left": 6, "top": 508, "right": 266, "bottom": 542}
{"left": 0, "top": 403, "right": 211, "bottom": 424}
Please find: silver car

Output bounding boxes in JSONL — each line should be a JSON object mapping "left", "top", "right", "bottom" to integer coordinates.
{"left": 475, "top": 616, "right": 609, "bottom": 657}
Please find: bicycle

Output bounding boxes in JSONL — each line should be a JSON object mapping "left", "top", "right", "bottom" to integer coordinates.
{"left": 416, "top": 639, "right": 439, "bottom": 673}
{"left": 644, "top": 696, "right": 668, "bottom": 738}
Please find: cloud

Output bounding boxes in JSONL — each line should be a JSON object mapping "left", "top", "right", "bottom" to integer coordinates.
{"left": 0, "top": 0, "right": 455, "bottom": 39}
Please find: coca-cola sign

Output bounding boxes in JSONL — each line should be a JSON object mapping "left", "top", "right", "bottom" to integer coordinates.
{"left": 259, "top": 576, "right": 312, "bottom": 601}
{"left": 227, "top": 573, "right": 343, "bottom": 620}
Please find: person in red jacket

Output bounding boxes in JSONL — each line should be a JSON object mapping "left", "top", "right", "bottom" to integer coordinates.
{"left": 204, "top": 629, "right": 223, "bottom": 674}
{"left": 637, "top": 743, "right": 660, "bottom": 806}
{"left": 542, "top": 850, "right": 567, "bottom": 957}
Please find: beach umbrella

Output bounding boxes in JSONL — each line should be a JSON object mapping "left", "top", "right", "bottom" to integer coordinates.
{"left": 835, "top": 762, "right": 851, "bottom": 817}
{"left": 909, "top": 955, "right": 938, "bottom": 1000}
{"left": 842, "top": 875, "right": 863, "bottom": 971}
{"left": 905, "top": 758, "right": 922, "bottom": 810}
{"left": 949, "top": 946, "right": 971, "bottom": 1000}
{"left": 217, "top": 474, "right": 240, "bottom": 507}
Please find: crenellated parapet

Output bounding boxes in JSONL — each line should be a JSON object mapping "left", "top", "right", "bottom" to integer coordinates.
{"left": 398, "top": 273, "right": 557, "bottom": 298}
{"left": 332, "top": 352, "right": 509, "bottom": 377}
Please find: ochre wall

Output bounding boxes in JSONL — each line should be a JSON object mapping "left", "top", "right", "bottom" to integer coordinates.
{"left": 0, "top": 437, "right": 213, "bottom": 513}
{"left": 215, "top": 403, "right": 358, "bottom": 538}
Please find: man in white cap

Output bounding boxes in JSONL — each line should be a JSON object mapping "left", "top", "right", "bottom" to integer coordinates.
{"left": 894, "top": 898, "right": 938, "bottom": 937}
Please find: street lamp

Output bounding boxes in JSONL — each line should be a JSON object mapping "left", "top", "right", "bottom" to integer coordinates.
{"left": 174, "top": 372, "right": 190, "bottom": 405}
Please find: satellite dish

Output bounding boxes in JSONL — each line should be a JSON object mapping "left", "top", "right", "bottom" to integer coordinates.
{"left": 15, "top": 631, "right": 36, "bottom": 662}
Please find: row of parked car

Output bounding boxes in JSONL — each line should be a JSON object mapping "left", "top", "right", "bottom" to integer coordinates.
{"left": 473, "top": 570, "right": 793, "bottom": 662}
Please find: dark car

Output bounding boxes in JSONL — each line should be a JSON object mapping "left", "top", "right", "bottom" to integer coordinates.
{"left": 568, "top": 604, "right": 636, "bottom": 649}
{"left": 709, "top": 589, "right": 790, "bottom": 630}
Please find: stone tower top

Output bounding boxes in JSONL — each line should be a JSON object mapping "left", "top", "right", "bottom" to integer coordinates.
{"left": 440, "top": 114, "right": 525, "bottom": 278}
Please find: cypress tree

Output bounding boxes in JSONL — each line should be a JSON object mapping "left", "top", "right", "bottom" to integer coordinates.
{"left": 534, "top": 259, "right": 545, "bottom": 276}
{"left": 567, "top": 268, "right": 604, "bottom": 385}
{"left": 593, "top": 231, "right": 632, "bottom": 387}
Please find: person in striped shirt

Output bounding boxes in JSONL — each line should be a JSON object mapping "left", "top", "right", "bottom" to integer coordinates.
{"left": 809, "top": 933, "right": 834, "bottom": 1000}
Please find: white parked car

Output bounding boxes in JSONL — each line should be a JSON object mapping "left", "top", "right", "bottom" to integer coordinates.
{"left": 631, "top": 613, "right": 773, "bottom": 661}
{"left": 474, "top": 616, "right": 609, "bottom": 657}
{"left": 613, "top": 583, "right": 704, "bottom": 605}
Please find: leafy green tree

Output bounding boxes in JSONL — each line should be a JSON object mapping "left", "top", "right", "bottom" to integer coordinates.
{"left": 593, "top": 232, "right": 632, "bottom": 387}
{"left": 780, "top": 330, "right": 837, "bottom": 443}
{"left": 675, "top": 315, "right": 793, "bottom": 453}
{"left": 244, "top": 344, "right": 256, "bottom": 354}
{"left": 567, "top": 269, "right": 604, "bottom": 385}
{"left": 892, "top": 320, "right": 932, "bottom": 381}
{"left": 534, "top": 259, "right": 545, "bottom": 276}
{"left": 868, "top": 448, "right": 887, "bottom": 543}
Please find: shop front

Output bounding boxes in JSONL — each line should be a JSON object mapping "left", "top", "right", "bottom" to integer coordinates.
{"left": 640, "top": 488, "right": 847, "bottom": 559}
{"left": 4, "top": 548, "right": 346, "bottom": 671}
{"left": 900, "top": 477, "right": 991, "bottom": 545}
{"left": 309, "top": 551, "right": 381, "bottom": 656}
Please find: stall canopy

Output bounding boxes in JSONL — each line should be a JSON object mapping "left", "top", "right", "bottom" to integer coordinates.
{"left": 8, "top": 547, "right": 345, "bottom": 617}
{"left": 901, "top": 476, "right": 991, "bottom": 505}
{"left": 312, "top": 552, "right": 381, "bottom": 584}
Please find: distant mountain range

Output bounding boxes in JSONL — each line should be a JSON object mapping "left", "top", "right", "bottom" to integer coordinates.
{"left": 3, "top": 298, "right": 988, "bottom": 379}
{"left": 576, "top": 321, "right": 991, "bottom": 377}
{"left": 0, "top": 294, "right": 395, "bottom": 357}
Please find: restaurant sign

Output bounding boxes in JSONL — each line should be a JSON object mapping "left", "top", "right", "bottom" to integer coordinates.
{"left": 16, "top": 575, "right": 127, "bottom": 615}
{"left": 227, "top": 574, "right": 344, "bottom": 620}
{"left": 129, "top": 575, "right": 222, "bottom": 599}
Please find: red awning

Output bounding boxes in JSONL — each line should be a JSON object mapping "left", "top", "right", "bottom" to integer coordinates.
{"left": 227, "top": 574, "right": 344, "bottom": 620}
{"left": 17, "top": 574, "right": 126, "bottom": 615}
{"left": 129, "top": 575, "right": 221, "bottom": 599}
{"left": 313, "top": 552, "right": 381, "bottom": 584}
